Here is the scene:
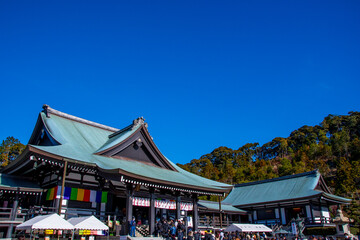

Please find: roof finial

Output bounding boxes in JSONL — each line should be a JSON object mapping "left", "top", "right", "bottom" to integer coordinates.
{"left": 42, "top": 104, "right": 50, "bottom": 118}
{"left": 132, "top": 117, "right": 148, "bottom": 129}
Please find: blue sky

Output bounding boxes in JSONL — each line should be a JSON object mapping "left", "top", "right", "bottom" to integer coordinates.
{"left": 1, "top": 1, "right": 359, "bottom": 164}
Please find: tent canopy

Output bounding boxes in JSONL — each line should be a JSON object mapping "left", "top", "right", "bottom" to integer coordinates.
{"left": 67, "top": 216, "right": 109, "bottom": 231}
{"left": 16, "top": 213, "right": 74, "bottom": 230}
{"left": 225, "top": 224, "right": 272, "bottom": 233}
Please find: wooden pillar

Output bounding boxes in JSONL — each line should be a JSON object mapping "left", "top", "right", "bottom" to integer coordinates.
{"left": 310, "top": 201, "right": 314, "bottom": 223}
{"left": 176, "top": 193, "right": 181, "bottom": 220}
{"left": 149, "top": 188, "right": 155, "bottom": 236}
{"left": 280, "top": 207, "right": 286, "bottom": 225}
{"left": 218, "top": 196, "right": 223, "bottom": 229}
{"left": 319, "top": 197, "right": 323, "bottom": 223}
{"left": 192, "top": 194, "right": 199, "bottom": 231}
{"left": 58, "top": 160, "right": 68, "bottom": 215}
{"left": 126, "top": 184, "right": 134, "bottom": 235}
{"left": 6, "top": 189, "right": 19, "bottom": 238}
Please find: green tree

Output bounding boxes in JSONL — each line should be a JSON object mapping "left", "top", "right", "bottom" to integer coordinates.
{"left": 0, "top": 136, "right": 25, "bottom": 167}
{"left": 335, "top": 157, "right": 355, "bottom": 194}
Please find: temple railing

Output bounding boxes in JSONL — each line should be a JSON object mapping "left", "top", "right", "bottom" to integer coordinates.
{"left": 254, "top": 219, "right": 281, "bottom": 226}
{"left": 304, "top": 216, "right": 334, "bottom": 225}
{"left": 199, "top": 217, "right": 239, "bottom": 229}
{"left": 0, "top": 207, "right": 29, "bottom": 222}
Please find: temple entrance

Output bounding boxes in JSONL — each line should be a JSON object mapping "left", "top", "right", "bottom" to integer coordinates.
{"left": 134, "top": 206, "right": 149, "bottom": 225}
{"left": 286, "top": 206, "right": 305, "bottom": 220}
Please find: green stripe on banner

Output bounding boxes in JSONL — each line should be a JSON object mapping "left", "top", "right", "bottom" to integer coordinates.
{"left": 46, "top": 188, "right": 51, "bottom": 200}
{"left": 70, "top": 188, "right": 78, "bottom": 200}
{"left": 101, "top": 192, "right": 108, "bottom": 203}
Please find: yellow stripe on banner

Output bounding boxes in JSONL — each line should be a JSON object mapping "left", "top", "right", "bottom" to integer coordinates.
{"left": 49, "top": 188, "right": 55, "bottom": 200}
{"left": 77, "top": 188, "right": 85, "bottom": 201}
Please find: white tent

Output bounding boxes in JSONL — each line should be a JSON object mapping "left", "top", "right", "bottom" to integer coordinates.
{"left": 67, "top": 216, "right": 109, "bottom": 231}
{"left": 16, "top": 213, "right": 74, "bottom": 230}
{"left": 225, "top": 224, "right": 272, "bottom": 233}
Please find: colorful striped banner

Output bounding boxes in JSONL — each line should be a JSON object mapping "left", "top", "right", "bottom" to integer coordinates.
{"left": 77, "top": 188, "right": 84, "bottom": 201}
{"left": 84, "top": 189, "right": 90, "bottom": 202}
{"left": 46, "top": 187, "right": 108, "bottom": 203}
{"left": 70, "top": 188, "right": 78, "bottom": 200}
{"left": 64, "top": 187, "right": 71, "bottom": 200}
{"left": 96, "top": 191, "right": 102, "bottom": 203}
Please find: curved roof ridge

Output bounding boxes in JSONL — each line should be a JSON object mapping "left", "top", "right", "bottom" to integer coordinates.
{"left": 234, "top": 170, "right": 319, "bottom": 188}
{"left": 42, "top": 104, "right": 119, "bottom": 133}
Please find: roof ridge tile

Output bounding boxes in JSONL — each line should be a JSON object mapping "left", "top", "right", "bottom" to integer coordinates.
{"left": 234, "top": 170, "right": 319, "bottom": 188}
{"left": 42, "top": 104, "right": 119, "bottom": 132}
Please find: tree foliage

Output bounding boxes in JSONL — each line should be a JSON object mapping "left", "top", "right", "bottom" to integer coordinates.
{"left": 177, "top": 111, "right": 360, "bottom": 224}
{"left": 0, "top": 136, "right": 25, "bottom": 167}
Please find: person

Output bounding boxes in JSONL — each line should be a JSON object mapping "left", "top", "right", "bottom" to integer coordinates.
{"left": 162, "top": 219, "right": 170, "bottom": 240}
{"left": 178, "top": 228, "right": 184, "bottom": 240}
{"left": 194, "top": 231, "right": 201, "bottom": 240}
{"left": 17, "top": 235, "right": 25, "bottom": 240}
{"left": 220, "top": 230, "right": 224, "bottom": 240}
{"left": 188, "top": 231, "right": 194, "bottom": 240}
{"left": 170, "top": 223, "right": 177, "bottom": 240}
{"left": 130, "top": 216, "right": 136, "bottom": 237}
{"left": 210, "top": 231, "right": 215, "bottom": 240}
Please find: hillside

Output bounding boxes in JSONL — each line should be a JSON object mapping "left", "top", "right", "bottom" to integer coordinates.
{"left": 177, "top": 112, "right": 360, "bottom": 230}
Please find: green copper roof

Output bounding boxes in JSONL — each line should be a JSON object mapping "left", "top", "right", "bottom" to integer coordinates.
{"left": 222, "top": 170, "right": 351, "bottom": 206}
{"left": 0, "top": 173, "right": 41, "bottom": 190}
{"left": 198, "top": 200, "right": 247, "bottom": 214}
{"left": 27, "top": 110, "right": 230, "bottom": 192}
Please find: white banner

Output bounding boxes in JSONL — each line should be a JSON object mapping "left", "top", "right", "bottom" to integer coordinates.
{"left": 180, "top": 202, "right": 193, "bottom": 211}
{"left": 291, "top": 222, "right": 297, "bottom": 235}
{"left": 133, "top": 197, "right": 150, "bottom": 207}
{"left": 132, "top": 197, "right": 193, "bottom": 211}
{"left": 155, "top": 199, "right": 176, "bottom": 209}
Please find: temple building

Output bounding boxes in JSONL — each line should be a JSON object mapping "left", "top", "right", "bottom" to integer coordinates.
{"left": 0, "top": 105, "right": 233, "bottom": 237}
{"left": 222, "top": 170, "right": 351, "bottom": 234}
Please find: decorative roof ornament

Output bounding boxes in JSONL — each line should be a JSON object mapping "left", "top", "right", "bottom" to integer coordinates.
{"left": 43, "top": 104, "right": 50, "bottom": 117}
{"left": 333, "top": 208, "right": 352, "bottom": 223}
{"left": 132, "top": 117, "right": 148, "bottom": 129}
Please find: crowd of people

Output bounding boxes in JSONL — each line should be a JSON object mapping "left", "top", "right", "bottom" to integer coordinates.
{"left": 152, "top": 220, "right": 270, "bottom": 240}
{"left": 154, "top": 218, "right": 200, "bottom": 240}
{"left": 130, "top": 218, "right": 359, "bottom": 240}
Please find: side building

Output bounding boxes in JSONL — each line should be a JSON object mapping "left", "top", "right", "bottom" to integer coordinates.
{"left": 222, "top": 170, "right": 351, "bottom": 234}
{"left": 0, "top": 105, "right": 233, "bottom": 238}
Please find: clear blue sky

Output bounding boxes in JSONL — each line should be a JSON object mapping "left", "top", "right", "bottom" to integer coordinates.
{"left": 1, "top": 1, "right": 359, "bottom": 164}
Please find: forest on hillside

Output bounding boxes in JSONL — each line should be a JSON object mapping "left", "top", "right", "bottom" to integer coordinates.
{"left": 177, "top": 112, "right": 360, "bottom": 228}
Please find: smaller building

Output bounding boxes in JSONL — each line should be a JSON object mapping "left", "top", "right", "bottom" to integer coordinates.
{"left": 198, "top": 200, "right": 248, "bottom": 229}
{"left": 0, "top": 174, "right": 42, "bottom": 238}
{"left": 222, "top": 170, "right": 351, "bottom": 233}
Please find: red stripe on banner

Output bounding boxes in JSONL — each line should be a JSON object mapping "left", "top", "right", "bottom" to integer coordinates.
{"left": 84, "top": 189, "right": 90, "bottom": 202}
{"left": 53, "top": 186, "right": 58, "bottom": 200}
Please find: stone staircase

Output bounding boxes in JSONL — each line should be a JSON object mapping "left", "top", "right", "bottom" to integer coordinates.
{"left": 136, "top": 225, "right": 150, "bottom": 237}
